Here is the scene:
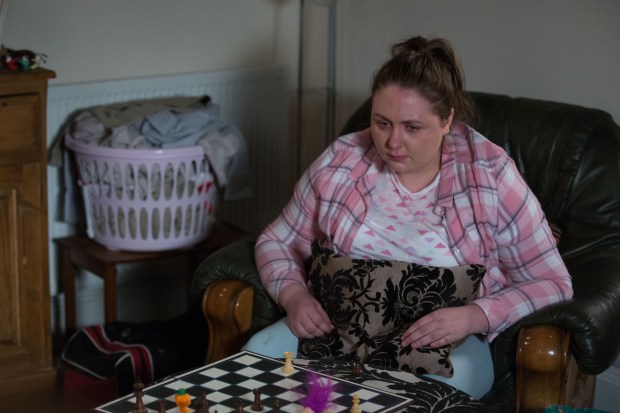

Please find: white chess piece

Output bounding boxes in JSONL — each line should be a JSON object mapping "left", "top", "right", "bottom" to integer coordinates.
{"left": 350, "top": 394, "right": 361, "bottom": 413}
{"left": 282, "top": 351, "right": 294, "bottom": 373}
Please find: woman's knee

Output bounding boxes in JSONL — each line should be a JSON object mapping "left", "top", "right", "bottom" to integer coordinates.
{"left": 242, "top": 318, "right": 299, "bottom": 358}
{"left": 424, "top": 335, "right": 494, "bottom": 399}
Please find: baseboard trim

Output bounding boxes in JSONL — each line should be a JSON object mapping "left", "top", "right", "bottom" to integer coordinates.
{"left": 0, "top": 366, "right": 58, "bottom": 398}
{"left": 593, "top": 364, "right": 620, "bottom": 412}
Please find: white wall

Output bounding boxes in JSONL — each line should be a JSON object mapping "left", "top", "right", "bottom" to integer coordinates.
{"left": 4, "top": 0, "right": 619, "bottom": 158}
{"left": 1, "top": 0, "right": 299, "bottom": 85}
{"left": 334, "top": 0, "right": 620, "bottom": 124}
{"left": 292, "top": 0, "right": 620, "bottom": 170}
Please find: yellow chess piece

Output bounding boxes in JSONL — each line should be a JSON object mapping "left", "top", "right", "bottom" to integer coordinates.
{"left": 350, "top": 394, "right": 361, "bottom": 413}
{"left": 282, "top": 351, "right": 294, "bottom": 373}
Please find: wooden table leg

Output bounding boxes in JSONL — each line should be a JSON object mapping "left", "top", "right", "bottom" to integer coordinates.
{"left": 60, "top": 244, "right": 77, "bottom": 335}
{"left": 102, "top": 264, "right": 118, "bottom": 324}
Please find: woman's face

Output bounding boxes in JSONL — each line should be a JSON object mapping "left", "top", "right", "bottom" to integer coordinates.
{"left": 371, "top": 84, "right": 453, "bottom": 186}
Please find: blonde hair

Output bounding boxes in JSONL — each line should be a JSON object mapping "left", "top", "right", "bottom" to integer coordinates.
{"left": 372, "top": 36, "right": 475, "bottom": 123}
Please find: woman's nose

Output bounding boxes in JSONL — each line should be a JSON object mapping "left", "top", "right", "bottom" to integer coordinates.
{"left": 387, "top": 129, "right": 402, "bottom": 148}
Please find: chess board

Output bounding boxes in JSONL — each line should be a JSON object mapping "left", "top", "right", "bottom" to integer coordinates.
{"left": 93, "top": 351, "right": 413, "bottom": 413}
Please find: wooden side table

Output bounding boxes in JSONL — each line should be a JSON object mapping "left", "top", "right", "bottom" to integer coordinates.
{"left": 55, "top": 221, "right": 250, "bottom": 335}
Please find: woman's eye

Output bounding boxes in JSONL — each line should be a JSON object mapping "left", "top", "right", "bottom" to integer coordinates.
{"left": 375, "top": 120, "right": 390, "bottom": 129}
{"left": 406, "top": 125, "right": 420, "bottom": 132}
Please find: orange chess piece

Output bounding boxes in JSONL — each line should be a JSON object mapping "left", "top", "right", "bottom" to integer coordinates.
{"left": 175, "top": 388, "right": 191, "bottom": 413}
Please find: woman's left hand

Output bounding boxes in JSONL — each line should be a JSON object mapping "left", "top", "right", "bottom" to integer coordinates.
{"left": 401, "top": 304, "right": 489, "bottom": 349}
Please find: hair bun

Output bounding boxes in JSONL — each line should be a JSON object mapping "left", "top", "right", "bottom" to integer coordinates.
{"left": 391, "top": 36, "right": 428, "bottom": 57}
{"left": 374, "top": 35, "right": 475, "bottom": 123}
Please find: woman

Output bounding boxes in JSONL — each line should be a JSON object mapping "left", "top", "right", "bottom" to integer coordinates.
{"left": 245, "top": 36, "right": 573, "bottom": 398}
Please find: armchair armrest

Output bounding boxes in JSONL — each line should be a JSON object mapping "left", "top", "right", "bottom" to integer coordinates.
{"left": 192, "top": 237, "right": 285, "bottom": 363}
{"left": 516, "top": 325, "right": 595, "bottom": 413}
{"left": 483, "top": 249, "right": 620, "bottom": 412}
{"left": 201, "top": 279, "right": 254, "bottom": 364}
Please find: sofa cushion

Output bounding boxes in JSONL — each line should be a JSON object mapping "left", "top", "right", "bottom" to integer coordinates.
{"left": 297, "top": 239, "right": 486, "bottom": 377}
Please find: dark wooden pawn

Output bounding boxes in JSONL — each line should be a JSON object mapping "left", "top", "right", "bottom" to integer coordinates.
{"left": 131, "top": 378, "right": 147, "bottom": 413}
{"left": 251, "top": 388, "right": 263, "bottom": 411}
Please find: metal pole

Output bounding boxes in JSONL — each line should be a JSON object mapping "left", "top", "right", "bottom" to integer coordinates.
{"left": 296, "top": 0, "right": 305, "bottom": 178}
{"left": 325, "top": 1, "right": 337, "bottom": 147}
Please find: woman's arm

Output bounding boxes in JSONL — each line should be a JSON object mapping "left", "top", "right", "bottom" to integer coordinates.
{"left": 474, "top": 158, "right": 573, "bottom": 341}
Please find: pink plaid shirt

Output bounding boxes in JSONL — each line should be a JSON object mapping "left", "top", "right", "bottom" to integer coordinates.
{"left": 255, "top": 122, "right": 573, "bottom": 340}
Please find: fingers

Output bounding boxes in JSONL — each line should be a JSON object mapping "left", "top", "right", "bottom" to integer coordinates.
{"left": 292, "top": 315, "right": 332, "bottom": 338}
{"left": 401, "top": 310, "right": 456, "bottom": 349}
{"left": 402, "top": 325, "right": 450, "bottom": 349}
{"left": 288, "top": 299, "right": 334, "bottom": 339}
{"left": 313, "top": 305, "right": 335, "bottom": 332}
{"left": 403, "top": 305, "right": 489, "bottom": 348}
{"left": 304, "top": 306, "right": 334, "bottom": 336}
{"left": 428, "top": 335, "right": 451, "bottom": 348}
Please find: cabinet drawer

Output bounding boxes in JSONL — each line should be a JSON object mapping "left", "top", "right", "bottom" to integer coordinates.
{"left": 0, "top": 94, "right": 40, "bottom": 155}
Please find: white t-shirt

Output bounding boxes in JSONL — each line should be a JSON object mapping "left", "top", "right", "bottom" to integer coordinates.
{"left": 350, "top": 166, "right": 459, "bottom": 267}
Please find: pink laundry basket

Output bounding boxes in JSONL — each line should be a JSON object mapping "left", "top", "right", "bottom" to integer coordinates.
{"left": 65, "top": 135, "right": 218, "bottom": 252}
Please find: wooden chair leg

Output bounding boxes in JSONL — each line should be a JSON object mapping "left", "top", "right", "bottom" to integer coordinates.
{"left": 201, "top": 279, "right": 254, "bottom": 364}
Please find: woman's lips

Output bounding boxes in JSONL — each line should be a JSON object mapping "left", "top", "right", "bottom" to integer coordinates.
{"left": 389, "top": 154, "right": 407, "bottom": 162}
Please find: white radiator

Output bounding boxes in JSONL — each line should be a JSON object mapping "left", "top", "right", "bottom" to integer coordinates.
{"left": 47, "top": 66, "right": 291, "bottom": 239}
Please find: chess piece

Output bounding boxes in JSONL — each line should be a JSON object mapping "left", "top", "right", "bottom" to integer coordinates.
{"left": 235, "top": 397, "right": 245, "bottom": 413}
{"left": 175, "top": 388, "right": 192, "bottom": 413}
{"left": 350, "top": 394, "right": 362, "bottom": 413}
{"left": 157, "top": 399, "right": 167, "bottom": 413}
{"left": 196, "top": 391, "right": 210, "bottom": 413}
{"left": 131, "top": 378, "right": 147, "bottom": 413}
{"left": 251, "top": 388, "right": 263, "bottom": 411}
{"left": 272, "top": 399, "right": 282, "bottom": 413}
{"left": 282, "top": 351, "right": 294, "bottom": 373}
{"left": 352, "top": 355, "right": 363, "bottom": 374}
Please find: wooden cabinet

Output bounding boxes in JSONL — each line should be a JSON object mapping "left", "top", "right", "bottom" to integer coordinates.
{"left": 0, "top": 68, "right": 56, "bottom": 397}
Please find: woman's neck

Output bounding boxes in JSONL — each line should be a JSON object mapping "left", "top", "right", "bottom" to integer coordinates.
{"left": 395, "top": 167, "right": 440, "bottom": 193}
{"left": 394, "top": 152, "right": 441, "bottom": 193}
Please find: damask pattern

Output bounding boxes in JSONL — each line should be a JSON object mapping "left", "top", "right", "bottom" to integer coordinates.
{"left": 298, "top": 240, "right": 486, "bottom": 377}
{"left": 297, "top": 358, "right": 485, "bottom": 412}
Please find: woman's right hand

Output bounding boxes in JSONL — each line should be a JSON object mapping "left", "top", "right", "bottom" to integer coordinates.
{"left": 278, "top": 283, "right": 334, "bottom": 339}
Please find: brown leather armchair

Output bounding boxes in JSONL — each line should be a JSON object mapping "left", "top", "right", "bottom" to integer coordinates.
{"left": 190, "top": 92, "right": 620, "bottom": 413}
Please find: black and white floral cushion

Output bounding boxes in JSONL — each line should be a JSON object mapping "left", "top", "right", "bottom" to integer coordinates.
{"left": 295, "top": 357, "right": 485, "bottom": 412}
{"left": 298, "top": 239, "right": 486, "bottom": 377}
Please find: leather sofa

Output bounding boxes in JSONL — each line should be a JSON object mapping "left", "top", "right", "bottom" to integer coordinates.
{"left": 190, "top": 92, "right": 620, "bottom": 412}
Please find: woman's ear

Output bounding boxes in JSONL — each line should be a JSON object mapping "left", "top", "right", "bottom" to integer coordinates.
{"left": 442, "top": 108, "right": 455, "bottom": 135}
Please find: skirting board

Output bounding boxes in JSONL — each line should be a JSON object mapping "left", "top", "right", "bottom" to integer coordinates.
{"left": 593, "top": 364, "right": 620, "bottom": 412}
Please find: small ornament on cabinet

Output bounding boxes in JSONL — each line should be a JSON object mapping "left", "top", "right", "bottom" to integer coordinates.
{"left": 0, "top": 45, "right": 47, "bottom": 71}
